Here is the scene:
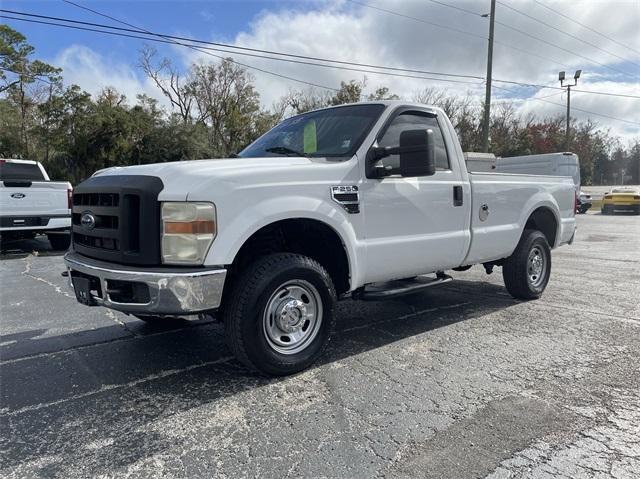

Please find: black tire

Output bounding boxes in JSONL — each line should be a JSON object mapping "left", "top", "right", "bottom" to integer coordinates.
{"left": 223, "top": 253, "right": 336, "bottom": 376}
{"left": 502, "top": 229, "right": 551, "bottom": 300}
{"left": 48, "top": 233, "right": 71, "bottom": 250}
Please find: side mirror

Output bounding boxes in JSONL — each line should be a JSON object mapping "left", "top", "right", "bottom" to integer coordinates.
{"left": 399, "top": 129, "right": 436, "bottom": 177}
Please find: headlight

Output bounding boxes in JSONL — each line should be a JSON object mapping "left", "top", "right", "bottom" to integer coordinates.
{"left": 161, "top": 202, "right": 216, "bottom": 265}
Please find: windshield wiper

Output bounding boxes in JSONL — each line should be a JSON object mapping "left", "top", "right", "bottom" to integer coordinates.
{"left": 265, "top": 146, "right": 307, "bottom": 157}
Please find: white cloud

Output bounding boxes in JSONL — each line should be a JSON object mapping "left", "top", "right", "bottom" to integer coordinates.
{"left": 192, "top": 0, "right": 639, "bottom": 138}
{"left": 47, "top": 1, "right": 640, "bottom": 139}
{"left": 51, "top": 44, "right": 170, "bottom": 109}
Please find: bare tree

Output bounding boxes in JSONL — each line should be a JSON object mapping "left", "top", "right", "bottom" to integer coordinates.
{"left": 139, "top": 46, "right": 193, "bottom": 123}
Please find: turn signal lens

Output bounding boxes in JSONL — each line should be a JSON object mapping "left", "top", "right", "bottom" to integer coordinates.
{"left": 161, "top": 202, "right": 216, "bottom": 265}
{"left": 164, "top": 220, "right": 215, "bottom": 235}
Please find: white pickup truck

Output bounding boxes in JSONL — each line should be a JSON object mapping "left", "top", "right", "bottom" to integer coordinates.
{"left": 0, "top": 159, "right": 72, "bottom": 250}
{"left": 65, "top": 101, "right": 576, "bottom": 375}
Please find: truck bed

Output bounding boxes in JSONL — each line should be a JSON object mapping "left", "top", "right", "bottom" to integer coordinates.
{"left": 463, "top": 172, "right": 576, "bottom": 265}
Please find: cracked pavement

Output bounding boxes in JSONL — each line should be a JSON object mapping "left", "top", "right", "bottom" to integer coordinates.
{"left": 1, "top": 213, "right": 639, "bottom": 478}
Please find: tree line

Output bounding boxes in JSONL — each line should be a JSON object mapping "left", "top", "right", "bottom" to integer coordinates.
{"left": 1, "top": 25, "right": 638, "bottom": 186}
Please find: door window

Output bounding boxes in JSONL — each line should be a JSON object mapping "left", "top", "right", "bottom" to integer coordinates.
{"left": 377, "top": 112, "right": 450, "bottom": 172}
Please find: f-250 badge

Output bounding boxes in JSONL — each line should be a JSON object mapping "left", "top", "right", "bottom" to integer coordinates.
{"left": 330, "top": 185, "right": 359, "bottom": 214}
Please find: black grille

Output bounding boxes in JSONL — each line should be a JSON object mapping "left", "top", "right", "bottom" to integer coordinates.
{"left": 71, "top": 175, "right": 164, "bottom": 265}
{"left": 73, "top": 192, "right": 119, "bottom": 207}
{"left": 74, "top": 232, "right": 119, "bottom": 251}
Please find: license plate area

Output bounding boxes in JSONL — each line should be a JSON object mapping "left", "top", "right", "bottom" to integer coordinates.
{"left": 70, "top": 271, "right": 102, "bottom": 306}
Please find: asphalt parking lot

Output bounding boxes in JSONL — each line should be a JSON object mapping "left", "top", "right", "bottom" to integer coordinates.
{"left": 1, "top": 212, "right": 639, "bottom": 479}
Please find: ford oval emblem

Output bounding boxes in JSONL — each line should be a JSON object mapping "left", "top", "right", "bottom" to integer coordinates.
{"left": 80, "top": 211, "right": 96, "bottom": 230}
{"left": 10, "top": 193, "right": 26, "bottom": 199}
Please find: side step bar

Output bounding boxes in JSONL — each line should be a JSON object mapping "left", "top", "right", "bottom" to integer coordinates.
{"left": 353, "top": 273, "right": 453, "bottom": 301}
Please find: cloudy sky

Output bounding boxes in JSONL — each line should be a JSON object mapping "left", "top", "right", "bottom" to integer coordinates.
{"left": 3, "top": 0, "right": 639, "bottom": 140}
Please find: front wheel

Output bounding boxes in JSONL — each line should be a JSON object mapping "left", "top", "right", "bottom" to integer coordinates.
{"left": 502, "top": 229, "right": 551, "bottom": 300}
{"left": 223, "top": 253, "right": 336, "bottom": 376}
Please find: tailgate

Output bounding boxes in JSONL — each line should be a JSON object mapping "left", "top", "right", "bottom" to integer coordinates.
{"left": 1, "top": 181, "right": 70, "bottom": 217}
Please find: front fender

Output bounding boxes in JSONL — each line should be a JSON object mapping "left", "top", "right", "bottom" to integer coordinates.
{"left": 204, "top": 195, "right": 365, "bottom": 289}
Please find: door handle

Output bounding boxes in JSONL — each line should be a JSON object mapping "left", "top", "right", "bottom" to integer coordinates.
{"left": 453, "top": 185, "right": 463, "bottom": 206}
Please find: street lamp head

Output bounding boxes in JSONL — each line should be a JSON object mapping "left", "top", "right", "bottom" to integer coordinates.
{"left": 574, "top": 69, "right": 582, "bottom": 80}
{"left": 558, "top": 71, "right": 566, "bottom": 82}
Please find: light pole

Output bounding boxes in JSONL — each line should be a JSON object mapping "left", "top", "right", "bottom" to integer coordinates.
{"left": 481, "top": 0, "right": 496, "bottom": 153}
{"left": 559, "top": 69, "right": 581, "bottom": 151}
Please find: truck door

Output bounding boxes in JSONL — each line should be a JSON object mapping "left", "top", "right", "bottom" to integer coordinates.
{"left": 359, "top": 108, "right": 470, "bottom": 284}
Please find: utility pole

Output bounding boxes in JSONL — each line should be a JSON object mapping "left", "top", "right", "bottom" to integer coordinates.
{"left": 481, "top": 0, "right": 496, "bottom": 153}
{"left": 559, "top": 69, "right": 581, "bottom": 151}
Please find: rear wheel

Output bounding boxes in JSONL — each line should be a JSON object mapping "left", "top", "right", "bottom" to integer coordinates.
{"left": 223, "top": 253, "right": 336, "bottom": 376}
{"left": 48, "top": 232, "right": 71, "bottom": 250}
{"left": 502, "top": 229, "right": 551, "bottom": 300}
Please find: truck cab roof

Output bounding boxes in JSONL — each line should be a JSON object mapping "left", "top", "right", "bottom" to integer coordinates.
{"left": 299, "top": 100, "right": 442, "bottom": 117}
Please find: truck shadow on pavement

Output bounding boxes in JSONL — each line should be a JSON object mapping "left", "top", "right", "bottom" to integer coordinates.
{"left": 0, "top": 236, "right": 66, "bottom": 260}
{"left": 0, "top": 281, "right": 516, "bottom": 476}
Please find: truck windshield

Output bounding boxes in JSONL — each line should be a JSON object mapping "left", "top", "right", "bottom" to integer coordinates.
{"left": 0, "top": 161, "right": 45, "bottom": 181}
{"left": 239, "top": 104, "right": 385, "bottom": 158}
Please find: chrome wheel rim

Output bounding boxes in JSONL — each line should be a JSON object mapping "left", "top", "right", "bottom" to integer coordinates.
{"left": 527, "top": 246, "right": 547, "bottom": 288}
{"left": 263, "top": 280, "right": 323, "bottom": 355}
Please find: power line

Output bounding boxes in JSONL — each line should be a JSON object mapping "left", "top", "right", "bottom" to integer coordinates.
{"left": 534, "top": 0, "right": 640, "bottom": 57}
{"left": 62, "top": 1, "right": 343, "bottom": 92}
{"left": 493, "top": 19, "right": 635, "bottom": 79}
{"left": 423, "top": 0, "right": 636, "bottom": 77}
{"left": 349, "top": 0, "right": 573, "bottom": 69}
{"left": 4, "top": 7, "right": 485, "bottom": 82}
{"left": 346, "top": 0, "right": 485, "bottom": 40}
{"left": 496, "top": 1, "right": 640, "bottom": 69}
{"left": 572, "top": 89, "right": 640, "bottom": 100}
{"left": 0, "top": 14, "right": 484, "bottom": 88}
{"left": 424, "top": 0, "right": 484, "bottom": 19}
{"left": 0, "top": 9, "right": 562, "bottom": 89}
{"left": 537, "top": 98, "right": 640, "bottom": 126}
{"left": 3, "top": 29, "right": 636, "bottom": 126}
{"left": 2, "top": 13, "right": 339, "bottom": 92}
{"left": 493, "top": 84, "right": 640, "bottom": 126}
{"left": 493, "top": 90, "right": 565, "bottom": 104}
{"left": 3, "top": 9, "right": 639, "bottom": 100}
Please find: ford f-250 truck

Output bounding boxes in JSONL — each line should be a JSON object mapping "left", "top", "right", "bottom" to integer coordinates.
{"left": 1, "top": 159, "right": 72, "bottom": 250}
{"left": 65, "top": 101, "right": 576, "bottom": 375}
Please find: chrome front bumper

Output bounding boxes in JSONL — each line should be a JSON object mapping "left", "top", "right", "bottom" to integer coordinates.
{"left": 64, "top": 252, "right": 226, "bottom": 315}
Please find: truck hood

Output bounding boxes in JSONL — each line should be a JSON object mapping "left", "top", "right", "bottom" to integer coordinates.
{"left": 97, "top": 157, "right": 313, "bottom": 178}
{"left": 96, "top": 156, "right": 346, "bottom": 201}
